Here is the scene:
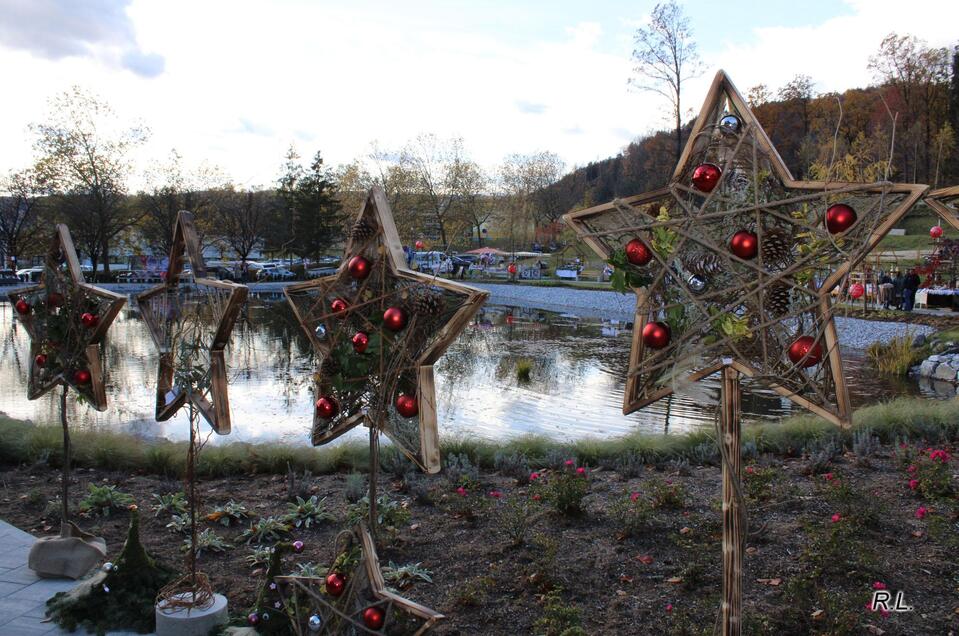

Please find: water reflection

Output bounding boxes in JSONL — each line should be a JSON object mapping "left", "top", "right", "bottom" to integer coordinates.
{"left": 0, "top": 297, "right": 934, "bottom": 445}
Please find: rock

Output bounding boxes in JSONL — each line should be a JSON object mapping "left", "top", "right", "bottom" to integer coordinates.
{"left": 934, "top": 363, "right": 958, "bottom": 382}
{"left": 913, "top": 334, "right": 927, "bottom": 347}
{"left": 928, "top": 355, "right": 942, "bottom": 363}
{"left": 920, "top": 359, "right": 939, "bottom": 377}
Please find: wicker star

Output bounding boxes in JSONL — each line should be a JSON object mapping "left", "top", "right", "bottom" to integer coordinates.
{"left": 924, "top": 186, "right": 959, "bottom": 230}
{"left": 137, "top": 211, "right": 248, "bottom": 434}
{"left": 275, "top": 524, "right": 444, "bottom": 635}
{"left": 8, "top": 225, "right": 125, "bottom": 409}
{"left": 564, "top": 70, "right": 926, "bottom": 426}
{"left": 285, "top": 186, "right": 488, "bottom": 472}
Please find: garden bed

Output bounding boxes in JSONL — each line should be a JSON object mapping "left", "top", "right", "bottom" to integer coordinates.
{"left": 0, "top": 425, "right": 956, "bottom": 635}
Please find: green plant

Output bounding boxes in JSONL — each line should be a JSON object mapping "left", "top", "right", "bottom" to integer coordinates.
{"left": 494, "top": 495, "right": 541, "bottom": 546}
{"left": 911, "top": 449, "right": 954, "bottom": 499}
{"left": 743, "top": 465, "right": 782, "bottom": 502}
{"left": 448, "top": 486, "right": 490, "bottom": 522}
{"left": 444, "top": 453, "right": 480, "bottom": 489}
{"left": 78, "top": 484, "right": 135, "bottom": 517}
{"left": 205, "top": 500, "right": 250, "bottom": 527}
{"left": 608, "top": 491, "right": 652, "bottom": 537}
{"left": 246, "top": 546, "right": 274, "bottom": 568}
{"left": 648, "top": 477, "right": 686, "bottom": 509}
{"left": 866, "top": 333, "right": 925, "bottom": 375}
{"left": 295, "top": 562, "right": 324, "bottom": 577}
{"left": 166, "top": 514, "right": 190, "bottom": 534}
{"left": 283, "top": 495, "right": 335, "bottom": 529}
{"left": 344, "top": 473, "right": 366, "bottom": 503}
{"left": 533, "top": 588, "right": 586, "bottom": 636}
{"left": 452, "top": 576, "right": 493, "bottom": 607}
{"left": 532, "top": 461, "right": 590, "bottom": 516}
{"left": 240, "top": 516, "right": 291, "bottom": 545}
{"left": 151, "top": 492, "right": 187, "bottom": 517}
{"left": 184, "top": 528, "right": 232, "bottom": 556}
{"left": 346, "top": 494, "right": 411, "bottom": 530}
{"left": 516, "top": 358, "right": 533, "bottom": 382}
{"left": 382, "top": 562, "right": 433, "bottom": 588}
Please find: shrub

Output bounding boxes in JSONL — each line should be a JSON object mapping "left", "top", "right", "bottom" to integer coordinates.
{"left": 344, "top": 473, "right": 366, "bottom": 503}
{"left": 516, "top": 358, "right": 533, "bottom": 382}
{"left": 909, "top": 448, "right": 953, "bottom": 499}
{"left": 246, "top": 546, "right": 274, "bottom": 568}
{"left": 493, "top": 450, "right": 531, "bottom": 484}
{"left": 78, "top": 484, "right": 135, "bottom": 518}
{"left": 532, "top": 461, "right": 590, "bottom": 516}
{"left": 447, "top": 486, "right": 490, "bottom": 522}
{"left": 402, "top": 471, "right": 434, "bottom": 505}
{"left": 184, "top": 528, "right": 232, "bottom": 556}
{"left": 205, "top": 501, "right": 250, "bottom": 527}
{"left": 444, "top": 453, "right": 480, "bottom": 489}
{"left": 283, "top": 495, "right": 335, "bottom": 529}
{"left": 494, "top": 495, "right": 542, "bottom": 546}
{"left": 346, "top": 494, "right": 411, "bottom": 530}
{"left": 609, "top": 491, "right": 652, "bottom": 538}
{"left": 151, "top": 492, "right": 187, "bottom": 517}
{"left": 648, "top": 477, "right": 686, "bottom": 509}
{"left": 533, "top": 588, "right": 586, "bottom": 636}
{"left": 743, "top": 465, "right": 781, "bottom": 503}
{"left": 382, "top": 562, "right": 433, "bottom": 588}
{"left": 240, "top": 517, "right": 291, "bottom": 545}
{"left": 866, "top": 333, "right": 925, "bottom": 375}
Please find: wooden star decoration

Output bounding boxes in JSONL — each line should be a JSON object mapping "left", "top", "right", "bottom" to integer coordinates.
{"left": 136, "top": 211, "right": 248, "bottom": 434}
{"left": 564, "top": 70, "right": 927, "bottom": 426}
{"left": 274, "top": 524, "right": 444, "bottom": 635}
{"left": 8, "top": 224, "right": 125, "bottom": 408}
{"left": 924, "top": 185, "right": 959, "bottom": 230}
{"left": 285, "top": 186, "right": 488, "bottom": 473}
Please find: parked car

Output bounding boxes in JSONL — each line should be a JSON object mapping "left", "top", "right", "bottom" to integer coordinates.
{"left": 257, "top": 267, "right": 295, "bottom": 281}
{"left": 0, "top": 269, "right": 21, "bottom": 285}
{"left": 16, "top": 267, "right": 44, "bottom": 282}
{"left": 307, "top": 265, "right": 338, "bottom": 278}
{"left": 412, "top": 251, "right": 453, "bottom": 275}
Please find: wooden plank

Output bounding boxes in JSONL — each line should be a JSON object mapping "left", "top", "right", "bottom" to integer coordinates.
{"left": 176, "top": 211, "right": 208, "bottom": 279}
{"left": 719, "top": 365, "right": 743, "bottom": 636}
{"left": 208, "top": 350, "right": 231, "bottom": 434}
{"left": 371, "top": 186, "right": 410, "bottom": 273}
{"left": 416, "top": 366, "right": 441, "bottom": 473}
{"left": 84, "top": 344, "right": 108, "bottom": 411}
{"left": 57, "top": 225, "right": 85, "bottom": 283}
{"left": 818, "top": 297, "right": 851, "bottom": 427}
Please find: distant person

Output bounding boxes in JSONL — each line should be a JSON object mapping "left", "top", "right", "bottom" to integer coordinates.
{"left": 903, "top": 269, "right": 921, "bottom": 311}
{"left": 879, "top": 272, "right": 893, "bottom": 309}
{"left": 892, "top": 272, "right": 904, "bottom": 309}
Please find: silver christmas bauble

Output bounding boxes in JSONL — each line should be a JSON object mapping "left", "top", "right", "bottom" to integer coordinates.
{"left": 309, "top": 614, "right": 323, "bottom": 631}
{"left": 719, "top": 114, "right": 741, "bottom": 135}
{"left": 262, "top": 612, "right": 270, "bottom": 621}
{"left": 687, "top": 274, "right": 706, "bottom": 293}
{"left": 102, "top": 562, "right": 114, "bottom": 572}
{"left": 314, "top": 324, "right": 328, "bottom": 340}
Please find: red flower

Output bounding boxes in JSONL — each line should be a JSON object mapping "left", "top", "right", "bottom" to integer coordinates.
{"left": 830, "top": 513, "right": 842, "bottom": 523}
{"left": 907, "top": 464, "right": 917, "bottom": 474}
{"left": 908, "top": 479, "right": 919, "bottom": 490}
{"left": 488, "top": 490, "right": 502, "bottom": 499}
{"left": 529, "top": 472, "right": 540, "bottom": 481}
{"left": 915, "top": 506, "right": 928, "bottom": 519}
{"left": 880, "top": 609, "right": 890, "bottom": 619}
{"left": 456, "top": 486, "right": 467, "bottom": 497}
{"left": 745, "top": 466, "right": 755, "bottom": 474}
{"left": 929, "top": 449, "right": 951, "bottom": 463}
{"left": 564, "top": 459, "right": 574, "bottom": 466}
{"left": 665, "top": 603, "right": 673, "bottom": 613}
{"left": 532, "top": 494, "right": 541, "bottom": 501}
{"left": 823, "top": 472, "right": 834, "bottom": 481}
{"left": 872, "top": 581, "right": 886, "bottom": 590}
{"left": 630, "top": 492, "right": 640, "bottom": 502}
{"left": 576, "top": 467, "right": 586, "bottom": 475}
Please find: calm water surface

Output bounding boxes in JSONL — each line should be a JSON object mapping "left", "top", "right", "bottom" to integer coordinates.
{"left": 0, "top": 295, "right": 935, "bottom": 446}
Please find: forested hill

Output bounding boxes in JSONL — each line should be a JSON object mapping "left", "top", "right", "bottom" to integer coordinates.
{"left": 545, "top": 78, "right": 959, "bottom": 214}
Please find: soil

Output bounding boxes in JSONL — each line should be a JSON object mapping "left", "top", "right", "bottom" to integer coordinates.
{"left": 0, "top": 444, "right": 956, "bottom": 636}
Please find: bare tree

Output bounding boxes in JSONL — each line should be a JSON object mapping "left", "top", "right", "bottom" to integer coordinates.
{"left": 630, "top": 1, "right": 703, "bottom": 164}
{"left": 746, "top": 84, "right": 772, "bottom": 108}
{"left": 0, "top": 167, "right": 47, "bottom": 269}
{"left": 215, "top": 188, "right": 272, "bottom": 276}
{"left": 499, "top": 152, "right": 565, "bottom": 251}
{"left": 402, "top": 134, "right": 472, "bottom": 248}
{"left": 458, "top": 160, "right": 493, "bottom": 246}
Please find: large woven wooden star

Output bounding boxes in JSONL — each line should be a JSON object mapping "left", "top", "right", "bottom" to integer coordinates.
{"left": 924, "top": 186, "right": 959, "bottom": 230}
{"left": 274, "top": 524, "right": 444, "bottom": 635}
{"left": 564, "top": 70, "right": 926, "bottom": 426}
{"left": 8, "top": 225, "right": 125, "bottom": 409}
{"left": 137, "top": 211, "right": 248, "bottom": 434}
{"left": 285, "top": 186, "right": 488, "bottom": 472}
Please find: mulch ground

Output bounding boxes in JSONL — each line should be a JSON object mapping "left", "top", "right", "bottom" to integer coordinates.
{"left": 0, "top": 442, "right": 956, "bottom": 635}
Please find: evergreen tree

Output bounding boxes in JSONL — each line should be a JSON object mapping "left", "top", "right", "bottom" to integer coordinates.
{"left": 276, "top": 147, "right": 345, "bottom": 261}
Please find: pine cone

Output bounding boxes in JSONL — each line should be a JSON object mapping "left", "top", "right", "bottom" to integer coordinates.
{"left": 760, "top": 227, "right": 794, "bottom": 268}
{"left": 765, "top": 280, "right": 792, "bottom": 318}
{"left": 350, "top": 218, "right": 377, "bottom": 243}
{"left": 320, "top": 355, "right": 341, "bottom": 377}
{"left": 684, "top": 252, "right": 722, "bottom": 278}
{"left": 409, "top": 287, "right": 444, "bottom": 317}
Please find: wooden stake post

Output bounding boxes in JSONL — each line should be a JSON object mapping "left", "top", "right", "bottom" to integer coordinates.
{"left": 720, "top": 365, "right": 743, "bottom": 636}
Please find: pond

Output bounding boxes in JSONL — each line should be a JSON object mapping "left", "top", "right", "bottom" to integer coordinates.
{"left": 0, "top": 295, "right": 935, "bottom": 446}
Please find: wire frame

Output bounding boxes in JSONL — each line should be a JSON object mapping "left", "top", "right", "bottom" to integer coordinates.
{"left": 563, "top": 70, "right": 927, "bottom": 426}
{"left": 285, "top": 186, "right": 488, "bottom": 472}
{"left": 7, "top": 225, "right": 126, "bottom": 409}
{"left": 137, "top": 211, "right": 248, "bottom": 434}
{"left": 274, "top": 524, "right": 443, "bottom": 635}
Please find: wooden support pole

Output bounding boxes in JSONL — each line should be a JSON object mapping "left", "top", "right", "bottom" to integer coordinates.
{"left": 369, "top": 426, "right": 379, "bottom": 543}
{"left": 720, "top": 365, "right": 743, "bottom": 636}
{"left": 59, "top": 386, "right": 70, "bottom": 533}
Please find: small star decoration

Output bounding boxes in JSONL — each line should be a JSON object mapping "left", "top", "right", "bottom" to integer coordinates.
{"left": 8, "top": 225, "right": 125, "bottom": 408}
{"left": 564, "top": 71, "right": 926, "bottom": 426}
{"left": 275, "top": 524, "right": 444, "bottom": 634}
{"left": 137, "top": 211, "right": 248, "bottom": 434}
{"left": 285, "top": 186, "right": 488, "bottom": 472}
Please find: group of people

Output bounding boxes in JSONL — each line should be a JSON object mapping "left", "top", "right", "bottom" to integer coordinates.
{"left": 874, "top": 270, "right": 924, "bottom": 311}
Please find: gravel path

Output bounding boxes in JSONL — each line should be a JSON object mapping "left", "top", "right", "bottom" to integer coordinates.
{"left": 471, "top": 282, "right": 934, "bottom": 349}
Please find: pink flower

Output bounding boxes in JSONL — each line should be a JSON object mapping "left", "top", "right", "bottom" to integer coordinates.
{"left": 908, "top": 479, "right": 919, "bottom": 490}
{"left": 630, "top": 492, "right": 640, "bottom": 502}
{"left": 532, "top": 494, "right": 541, "bottom": 501}
{"left": 529, "top": 472, "right": 540, "bottom": 481}
{"left": 564, "top": 459, "right": 575, "bottom": 466}
{"left": 745, "top": 466, "right": 755, "bottom": 475}
{"left": 823, "top": 472, "right": 834, "bottom": 481}
{"left": 665, "top": 479, "right": 672, "bottom": 485}
{"left": 488, "top": 490, "right": 502, "bottom": 499}
{"left": 830, "top": 513, "right": 842, "bottom": 523}
{"left": 930, "top": 449, "right": 951, "bottom": 463}
{"left": 907, "top": 464, "right": 917, "bottom": 474}
{"left": 665, "top": 603, "right": 673, "bottom": 613}
{"left": 872, "top": 581, "right": 886, "bottom": 590}
{"left": 456, "top": 486, "right": 467, "bottom": 497}
{"left": 880, "top": 608, "right": 890, "bottom": 619}
{"left": 576, "top": 467, "right": 586, "bottom": 475}
{"left": 915, "top": 506, "right": 927, "bottom": 519}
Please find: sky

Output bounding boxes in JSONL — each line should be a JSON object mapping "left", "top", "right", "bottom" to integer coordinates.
{"left": 0, "top": 0, "right": 957, "bottom": 189}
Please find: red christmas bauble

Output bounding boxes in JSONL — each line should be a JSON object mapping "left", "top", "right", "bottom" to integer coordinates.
{"left": 825, "top": 203, "right": 857, "bottom": 234}
{"left": 348, "top": 255, "right": 372, "bottom": 280}
{"left": 363, "top": 607, "right": 386, "bottom": 630}
{"left": 15, "top": 298, "right": 30, "bottom": 315}
{"left": 396, "top": 393, "right": 418, "bottom": 418}
{"left": 352, "top": 331, "right": 369, "bottom": 353}
{"left": 849, "top": 283, "right": 865, "bottom": 299}
{"left": 330, "top": 298, "right": 349, "bottom": 314}
{"left": 415, "top": 240, "right": 425, "bottom": 250}
{"left": 73, "top": 369, "right": 92, "bottom": 385}
{"left": 315, "top": 396, "right": 339, "bottom": 419}
{"left": 81, "top": 312, "right": 98, "bottom": 328}
{"left": 625, "top": 238, "right": 653, "bottom": 266}
{"left": 642, "top": 321, "right": 671, "bottom": 349}
{"left": 383, "top": 307, "right": 407, "bottom": 331}
{"left": 691, "top": 163, "right": 722, "bottom": 192}
{"left": 35, "top": 354, "right": 48, "bottom": 368}
{"left": 507, "top": 263, "right": 517, "bottom": 275}
{"left": 787, "top": 336, "right": 823, "bottom": 368}
{"left": 46, "top": 292, "right": 64, "bottom": 308}
{"left": 325, "top": 572, "right": 346, "bottom": 597}
{"left": 729, "top": 231, "right": 758, "bottom": 260}
{"left": 930, "top": 225, "right": 944, "bottom": 239}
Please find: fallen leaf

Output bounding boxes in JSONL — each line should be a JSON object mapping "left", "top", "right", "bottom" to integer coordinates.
{"left": 864, "top": 626, "right": 885, "bottom": 635}
{"left": 746, "top": 547, "right": 758, "bottom": 555}
{"left": 666, "top": 576, "right": 683, "bottom": 584}
{"left": 616, "top": 589, "right": 627, "bottom": 596}
{"left": 768, "top": 578, "right": 782, "bottom": 586}
{"left": 911, "top": 530, "right": 924, "bottom": 538}
{"left": 636, "top": 554, "right": 654, "bottom": 565}
{"left": 679, "top": 527, "right": 692, "bottom": 535}
{"left": 410, "top": 524, "right": 420, "bottom": 531}
{"left": 811, "top": 609, "right": 824, "bottom": 620}
{"left": 620, "top": 575, "right": 633, "bottom": 584}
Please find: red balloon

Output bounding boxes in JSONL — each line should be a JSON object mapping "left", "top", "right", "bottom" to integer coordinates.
{"left": 507, "top": 263, "right": 517, "bottom": 275}
{"left": 15, "top": 298, "right": 30, "bottom": 315}
{"left": 315, "top": 396, "right": 339, "bottom": 419}
{"left": 788, "top": 336, "right": 823, "bottom": 368}
{"left": 415, "top": 240, "right": 425, "bottom": 250}
{"left": 325, "top": 572, "right": 346, "bottom": 597}
{"left": 81, "top": 312, "right": 98, "bottom": 328}
{"left": 642, "top": 321, "right": 671, "bottom": 349}
{"left": 691, "top": 163, "right": 722, "bottom": 192}
{"left": 34, "top": 354, "right": 47, "bottom": 368}
{"left": 330, "top": 298, "right": 349, "bottom": 314}
{"left": 348, "top": 255, "right": 372, "bottom": 280}
{"left": 363, "top": 607, "right": 385, "bottom": 630}
{"left": 46, "top": 292, "right": 64, "bottom": 308}
{"left": 825, "top": 204, "right": 857, "bottom": 234}
{"left": 729, "top": 231, "right": 758, "bottom": 260}
{"left": 625, "top": 238, "right": 653, "bottom": 266}
{"left": 930, "top": 225, "right": 944, "bottom": 239}
{"left": 352, "top": 331, "right": 369, "bottom": 353}
{"left": 383, "top": 306, "right": 407, "bottom": 331}
{"left": 849, "top": 283, "right": 865, "bottom": 299}
{"left": 396, "top": 393, "right": 418, "bottom": 418}
{"left": 73, "top": 369, "right": 92, "bottom": 385}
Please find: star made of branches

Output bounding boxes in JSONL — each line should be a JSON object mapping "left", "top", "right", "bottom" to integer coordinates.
{"left": 564, "top": 71, "right": 926, "bottom": 426}
{"left": 8, "top": 225, "right": 126, "bottom": 408}
{"left": 285, "top": 186, "right": 488, "bottom": 473}
{"left": 137, "top": 211, "right": 249, "bottom": 434}
{"left": 925, "top": 185, "right": 959, "bottom": 230}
